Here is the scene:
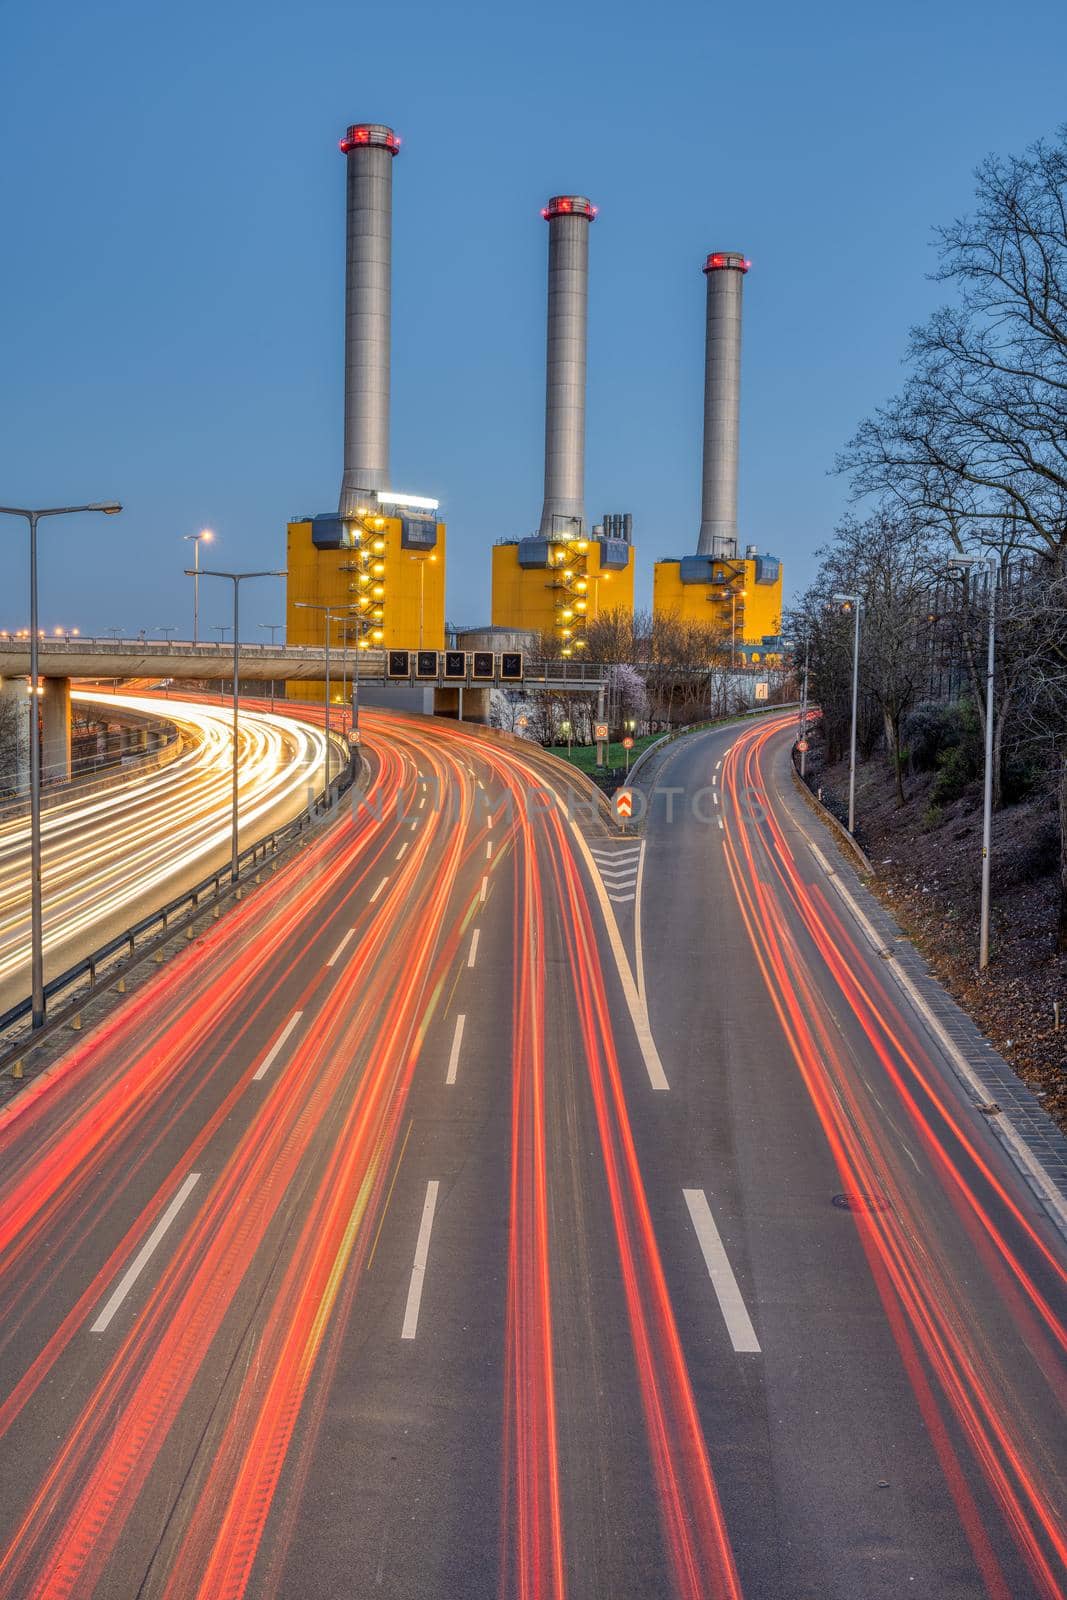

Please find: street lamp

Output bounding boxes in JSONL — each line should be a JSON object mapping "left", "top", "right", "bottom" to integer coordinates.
{"left": 294, "top": 602, "right": 362, "bottom": 791}
{"left": 0, "top": 500, "right": 122, "bottom": 1027}
{"left": 560, "top": 717, "right": 572, "bottom": 754}
{"left": 258, "top": 623, "right": 284, "bottom": 713}
{"left": 832, "top": 593, "right": 863, "bottom": 835}
{"left": 157, "top": 626, "right": 177, "bottom": 642}
{"left": 947, "top": 553, "right": 999, "bottom": 969}
{"left": 186, "top": 569, "right": 285, "bottom": 883}
{"left": 183, "top": 530, "right": 213, "bottom": 644}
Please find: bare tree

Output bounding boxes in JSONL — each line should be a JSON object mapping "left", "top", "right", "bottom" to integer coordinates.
{"left": 838, "top": 127, "right": 1067, "bottom": 565}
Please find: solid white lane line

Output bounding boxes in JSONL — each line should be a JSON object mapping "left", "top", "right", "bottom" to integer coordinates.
{"left": 805, "top": 835, "right": 1067, "bottom": 1237}
{"left": 91, "top": 1173, "right": 201, "bottom": 1333}
{"left": 634, "top": 839, "right": 648, "bottom": 1008}
{"left": 446, "top": 1013, "right": 466, "bottom": 1085}
{"left": 396, "top": 842, "right": 409, "bottom": 861}
{"left": 326, "top": 928, "right": 356, "bottom": 968}
{"left": 401, "top": 1180, "right": 439, "bottom": 1339}
{"left": 467, "top": 928, "right": 480, "bottom": 967}
{"left": 480, "top": 875, "right": 488, "bottom": 903}
{"left": 370, "top": 876, "right": 388, "bottom": 902}
{"left": 253, "top": 1011, "right": 303, "bottom": 1081}
{"left": 683, "top": 1188, "right": 761, "bottom": 1354}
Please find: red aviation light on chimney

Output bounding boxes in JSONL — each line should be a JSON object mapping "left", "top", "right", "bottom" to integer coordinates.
{"left": 704, "top": 251, "right": 750, "bottom": 274}
{"left": 339, "top": 123, "right": 401, "bottom": 155}
{"left": 542, "top": 195, "right": 597, "bottom": 221}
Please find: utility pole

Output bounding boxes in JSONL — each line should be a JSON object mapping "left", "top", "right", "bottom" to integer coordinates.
{"left": 833, "top": 593, "right": 862, "bottom": 835}
{"left": 188, "top": 569, "right": 285, "bottom": 882}
{"left": 948, "top": 554, "right": 999, "bottom": 969}
{"left": 1, "top": 501, "right": 123, "bottom": 1027}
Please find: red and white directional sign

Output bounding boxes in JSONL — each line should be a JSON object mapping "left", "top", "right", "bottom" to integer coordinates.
{"left": 615, "top": 788, "right": 633, "bottom": 819}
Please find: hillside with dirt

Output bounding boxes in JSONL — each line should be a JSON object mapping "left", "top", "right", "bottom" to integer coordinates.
{"left": 804, "top": 734, "right": 1067, "bottom": 1134}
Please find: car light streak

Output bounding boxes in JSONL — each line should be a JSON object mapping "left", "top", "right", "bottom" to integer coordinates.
{"left": 719, "top": 716, "right": 1067, "bottom": 1598}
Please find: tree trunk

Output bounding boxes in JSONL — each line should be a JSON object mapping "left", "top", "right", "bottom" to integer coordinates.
{"left": 884, "top": 705, "right": 905, "bottom": 806}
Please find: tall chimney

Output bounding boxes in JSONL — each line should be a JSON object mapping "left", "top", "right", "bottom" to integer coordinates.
{"left": 338, "top": 123, "right": 400, "bottom": 518}
{"left": 697, "top": 251, "right": 749, "bottom": 558}
{"left": 538, "top": 195, "right": 596, "bottom": 538}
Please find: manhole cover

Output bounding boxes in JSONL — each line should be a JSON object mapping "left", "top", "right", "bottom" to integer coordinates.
{"left": 832, "top": 1192, "right": 890, "bottom": 1213}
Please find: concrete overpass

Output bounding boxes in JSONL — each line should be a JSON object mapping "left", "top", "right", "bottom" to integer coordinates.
{"left": 0, "top": 637, "right": 610, "bottom": 781}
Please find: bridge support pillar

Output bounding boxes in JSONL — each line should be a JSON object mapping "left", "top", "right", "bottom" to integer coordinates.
{"left": 0, "top": 679, "right": 31, "bottom": 796}
{"left": 40, "top": 677, "right": 71, "bottom": 784}
{"left": 433, "top": 686, "right": 490, "bottom": 725}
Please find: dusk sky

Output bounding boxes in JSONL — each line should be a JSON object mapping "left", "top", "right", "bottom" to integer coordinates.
{"left": 3, "top": 0, "right": 1065, "bottom": 641}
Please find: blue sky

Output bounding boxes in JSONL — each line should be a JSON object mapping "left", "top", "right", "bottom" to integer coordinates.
{"left": 2, "top": 0, "right": 1065, "bottom": 639}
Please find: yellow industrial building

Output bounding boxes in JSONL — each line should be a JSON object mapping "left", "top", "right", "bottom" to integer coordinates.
{"left": 653, "top": 548, "right": 783, "bottom": 659}
{"left": 286, "top": 505, "right": 446, "bottom": 703}
{"left": 491, "top": 528, "right": 634, "bottom": 653}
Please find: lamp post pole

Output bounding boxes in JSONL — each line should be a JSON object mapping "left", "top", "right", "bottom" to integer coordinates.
{"left": 188, "top": 569, "right": 284, "bottom": 883}
{"left": 1, "top": 502, "right": 123, "bottom": 1026}
{"left": 799, "top": 634, "right": 810, "bottom": 778}
{"left": 949, "top": 554, "right": 999, "bottom": 969}
{"left": 833, "top": 593, "right": 863, "bottom": 835}
{"left": 258, "top": 622, "right": 284, "bottom": 711}
{"left": 295, "top": 603, "right": 361, "bottom": 797}
{"left": 183, "top": 530, "right": 214, "bottom": 645}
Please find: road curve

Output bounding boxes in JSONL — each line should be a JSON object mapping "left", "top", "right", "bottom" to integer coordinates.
{"left": 0, "top": 692, "right": 335, "bottom": 1013}
{"left": 0, "top": 707, "right": 1060, "bottom": 1598}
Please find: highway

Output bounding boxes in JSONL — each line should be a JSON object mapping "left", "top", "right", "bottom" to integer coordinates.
{"left": 0, "top": 693, "right": 335, "bottom": 1015}
{"left": 0, "top": 708, "right": 1062, "bottom": 1598}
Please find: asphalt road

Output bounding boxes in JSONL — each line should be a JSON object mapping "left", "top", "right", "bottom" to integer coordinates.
{"left": 0, "top": 707, "right": 1061, "bottom": 1599}
{"left": 0, "top": 693, "right": 334, "bottom": 1016}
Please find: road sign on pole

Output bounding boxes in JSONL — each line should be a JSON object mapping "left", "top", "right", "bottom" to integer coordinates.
{"left": 754, "top": 681, "right": 769, "bottom": 701}
{"left": 615, "top": 788, "right": 633, "bottom": 819}
{"left": 796, "top": 738, "right": 809, "bottom": 752}
{"left": 594, "top": 721, "right": 608, "bottom": 742}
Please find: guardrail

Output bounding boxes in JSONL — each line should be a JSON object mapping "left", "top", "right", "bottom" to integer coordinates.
{"left": 626, "top": 701, "right": 801, "bottom": 790}
{"left": 0, "top": 756, "right": 361, "bottom": 1067}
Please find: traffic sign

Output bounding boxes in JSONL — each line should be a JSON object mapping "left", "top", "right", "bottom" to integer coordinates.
{"left": 500, "top": 651, "right": 523, "bottom": 681}
{"left": 594, "top": 721, "right": 608, "bottom": 741}
{"left": 415, "top": 649, "right": 439, "bottom": 679}
{"left": 348, "top": 729, "right": 362, "bottom": 747}
{"left": 796, "top": 738, "right": 809, "bottom": 752}
{"left": 615, "top": 788, "right": 633, "bottom": 819}
{"left": 517, "top": 715, "right": 528, "bottom": 729}
{"left": 444, "top": 650, "right": 467, "bottom": 679}
{"left": 622, "top": 736, "right": 634, "bottom": 750}
{"left": 472, "top": 651, "right": 494, "bottom": 680}
{"left": 387, "top": 649, "right": 410, "bottom": 679}
{"left": 754, "top": 681, "right": 769, "bottom": 701}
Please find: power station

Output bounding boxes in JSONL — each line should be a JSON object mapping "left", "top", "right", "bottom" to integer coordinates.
{"left": 491, "top": 196, "right": 636, "bottom": 651}
{"left": 653, "top": 252, "right": 783, "bottom": 657}
{"left": 286, "top": 123, "right": 446, "bottom": 708}
{"left": 285, "top": 129, "right": 784, "bottom": 687}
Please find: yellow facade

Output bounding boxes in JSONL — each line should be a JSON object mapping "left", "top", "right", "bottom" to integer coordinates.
{"left": 491, "top": 535, "right": 635, "bottom": 654}
{"left": 286, "top": 514, "right": 446, "bottom": 703}
{"left": 653, "top": 554, "right": 783, "bottom": 645}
